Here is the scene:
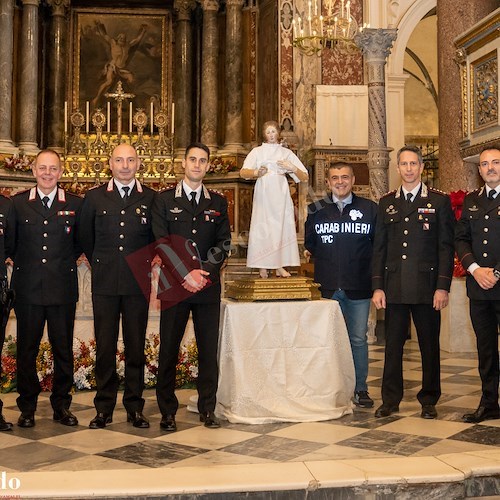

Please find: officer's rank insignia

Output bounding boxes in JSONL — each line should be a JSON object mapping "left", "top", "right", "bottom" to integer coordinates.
{"left": 170, "top": 207, "right": 183, "bottom": 214}
{"left": 386, "top": 205, "right": 397, "bottom": 215}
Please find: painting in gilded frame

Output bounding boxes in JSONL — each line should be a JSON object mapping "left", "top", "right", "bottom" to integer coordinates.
{"left": 72, "top": 10, "right": 168, "bottom": 113}
{"left": 471, "top": 51, "right": 498, "bottom": 132}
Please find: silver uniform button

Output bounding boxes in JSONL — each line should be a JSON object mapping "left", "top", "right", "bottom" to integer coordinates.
{"left": 192, "top": 242, "right": 197, "bottom": 247}
{"left": 193, "top": 217, "right": 196, "bottom": 221}
{"left": 403, "top": 242, "right": 408, "bottom": 247}
{"left": 43, "top": 220, "right": 48, "bottom": 225}
{"left": 120, "top": 234, "right": 124, "bottom": 239}
{"left": 192, "top": 256, "right": 197, "bottom": 260}
{"left": 192, "top": 229, "right": 197, "bottom": 234}
{"left": 120, "top": 221, "right": 125, "bottom": 227}
{"left": 402, "top": 255, "right": 407, "bottom": 260}
{"left": 43, "top": 233, "right": 48, "bottom": 238}
{"left": 42, "top": 246, "right": 47, "bottom": 251}
{"left": 41, "top": 258, "right": 47, "bottom": 264}
{"left": 404, "top": 217, "right": 409, "bottom": 222}
{"left": 483, "top": 240, "right": 488, "bottom": 244}
{"left": 485, "top": 215, "right": 489, "bottom": 219}
{"left": 404, "top": 230, "right": 408, "bottom": 235}
{"left": 121, "top": 210, "right": 125, "bottom": 215}
{"left": 484, "top": 228, "right": 488, "bottom": 232}
{"left": 119, "top": 246, "right": 124, "bottom": 251}
{"left": 483, "top": 252, "right": 488, "bottom": 257}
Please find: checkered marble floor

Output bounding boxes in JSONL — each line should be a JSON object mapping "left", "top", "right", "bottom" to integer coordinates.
{"left": 1, "top": 341, "right": 499, "bottom": 499}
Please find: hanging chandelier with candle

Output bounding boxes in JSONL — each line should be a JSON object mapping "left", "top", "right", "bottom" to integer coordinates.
{"left": 292, "top": 0, "right": 364, "bottom": 56}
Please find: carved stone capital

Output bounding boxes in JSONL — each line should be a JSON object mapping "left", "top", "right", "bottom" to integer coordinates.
{"left": 174, "top": 0, "right": 196, "bottom": 21}
{"left": 200, "top": 0, "right": 219, "bottom": 12}
{"left": 355, "top": 28, "right": 397, "bottom": 64}
{"left": 21, "top": 0, "right": 40, "bottom": 6}
{"left": 45, "top": 0, "right": 70, "bottom": 16}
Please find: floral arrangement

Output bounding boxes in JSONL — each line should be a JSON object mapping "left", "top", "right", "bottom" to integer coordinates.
{"left": 1, "top": 333, "right": 198, "bottom": 393}
{"left": 0, "top": 154, "right": 36, "bottom": 172}
{"left": 207, "top": 156, "right": 238, "bottom": 175}
{"left": 450, "top": 190, "right": 467, "bottom": 277}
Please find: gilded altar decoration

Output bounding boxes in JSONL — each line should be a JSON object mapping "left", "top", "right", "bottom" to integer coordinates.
{"left": 472, "top": 52, "right": 498, "bottom": 131}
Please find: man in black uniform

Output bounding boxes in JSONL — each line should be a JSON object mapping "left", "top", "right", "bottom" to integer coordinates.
{"left": 455, "top": 145, "right": 500, "bottom": 423}
{"left": 372, "top": 145, "right": 455, "bottom": 419}
{"left": 152, "top": 142, "right": 231, "bottom": 432}
{"left": 10, "top": 149, "right": 82, "bottom": 428}
{"left": 305, "top": 162, "right": 377, "bottom": 408}
{"left": 0, "top": 195, "right": 13, "bottom": 431}
{"left": 79, "top": 143, "right": 155, "bottom": 429}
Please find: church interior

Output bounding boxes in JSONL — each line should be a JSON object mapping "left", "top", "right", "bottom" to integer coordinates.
{"left": 0, "top": 0, "right": 499, "bottom": 498}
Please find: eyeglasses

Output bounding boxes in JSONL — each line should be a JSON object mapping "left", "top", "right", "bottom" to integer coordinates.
{"left": 398, "top": 161, "right": 420, "bottom": 167}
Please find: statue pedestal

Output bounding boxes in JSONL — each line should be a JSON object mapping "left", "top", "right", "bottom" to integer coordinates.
{"left": 225, "top": 276, "right": 321, "bottom": 301}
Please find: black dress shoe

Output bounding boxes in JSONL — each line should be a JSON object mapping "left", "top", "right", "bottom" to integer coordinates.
{"left": 18, "top": 411, "right": 35, "bottom": 428}
{"left": 89, "top": 412, "right": 112, "bottom": 429}
{"left": 160, "top": 414, "right": 177, "bottom": 432}
{"left": 199, "top": 411, "right": 220, "bottom": 428}
{"left": 421, "top": 404, "right": 437, "bottom": 419}
{"left": 374, "top": 404, "right": 399, "bottom": 418}
{"left": 463, "top": 406, "right": 500, "bottom": 423}
{"left": 53, "top": 408, "right": 78, "bottom": 426}
{"left": 0, "top": 414, "right": 13, "bottom": 431}
{"left": 127, "top": 411, "right": 150, "bottom": 428}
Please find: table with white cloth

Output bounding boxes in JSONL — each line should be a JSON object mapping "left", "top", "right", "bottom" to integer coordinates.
{"left": 215, "top": 299, "right": 355, "bottom": 424}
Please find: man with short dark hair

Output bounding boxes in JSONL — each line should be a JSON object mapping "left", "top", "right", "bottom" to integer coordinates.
{"left": 372, "top": 145, "right": 455, "bottom": 419}
{"left": 305, "top": 162, "right": 377, "bottom": 408}
{"left": 10, "top": 149, "right": 82, "bottom": 428}
{"left": 456, "top": 145, "right": 500, "bottom": 423}
{"left": 152, "top": 142, "right": 231, "bottom": 432}
{"left": 79, "top": 143, "right": 156, "bottom": 429}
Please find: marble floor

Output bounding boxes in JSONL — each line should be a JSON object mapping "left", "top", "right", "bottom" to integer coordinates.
{"left": 0, "top": 341, "right": 499, "bottom": 499}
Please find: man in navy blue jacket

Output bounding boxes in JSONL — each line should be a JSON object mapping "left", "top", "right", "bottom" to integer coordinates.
{"left": 305, "top": 162, "right": 377, "bottom": 408}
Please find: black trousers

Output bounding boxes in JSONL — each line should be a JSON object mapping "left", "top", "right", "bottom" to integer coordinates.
{"left": 0, "top": 313, "right": 6, "bottom": 413}
{"left": 469, "top": 298, "right": 500, "bottom": 409}
{"left": 156, "top": 301, "right": 220, "bottom": 416}
{"left": 382, "top": 303, "right": 441, "bottom": 406}
{"left": 92, "top": 294, "right": 149, "bottom": 414}
{"left": 14, "top": 302, "right": 76, "bottom": 412}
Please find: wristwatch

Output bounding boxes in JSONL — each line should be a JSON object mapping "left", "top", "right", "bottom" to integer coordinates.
{"left": 493, "top": 264, "right": 500, "bottom": 279}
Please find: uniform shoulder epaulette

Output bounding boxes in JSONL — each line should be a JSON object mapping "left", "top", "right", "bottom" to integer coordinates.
{"left": 12, "top": 187, "right": 31, "bottom": 196}
{"left": 428, "top": 187, "right": 448, "bottom": 196}
{"left": 88, "top": 183, "right": 102, "bottom": 191}
{"left": 380, "top": 189, "right": 397, "bottom": 199}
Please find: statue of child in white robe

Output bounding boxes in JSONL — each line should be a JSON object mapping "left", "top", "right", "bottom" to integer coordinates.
{"left": 240, "top": 121, "right": 309, "bottom": 278}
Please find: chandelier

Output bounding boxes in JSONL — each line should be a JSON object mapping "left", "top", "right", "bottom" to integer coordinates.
{"left": 292, "top": 0, "right": 365, "bottom": 56}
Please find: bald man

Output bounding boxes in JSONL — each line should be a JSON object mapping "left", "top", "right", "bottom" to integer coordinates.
{"left": 79, "top": 144, "right": 156, "bottom": 429}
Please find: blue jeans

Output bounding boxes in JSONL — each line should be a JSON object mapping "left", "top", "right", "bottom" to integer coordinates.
{"left": 331, "top": 290, "right": 370, "bottom": 392}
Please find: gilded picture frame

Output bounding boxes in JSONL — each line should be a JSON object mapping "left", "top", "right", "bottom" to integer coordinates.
{"left": 72, "top": 9, "right": 169, "bottom": 114}
{"left": 470, "top": 51, "right": 498, "bottom": 133}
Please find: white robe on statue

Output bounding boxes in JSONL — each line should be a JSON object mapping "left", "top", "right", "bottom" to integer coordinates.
{"left": 244, "top": 143, "right": 307, "bottom": 269}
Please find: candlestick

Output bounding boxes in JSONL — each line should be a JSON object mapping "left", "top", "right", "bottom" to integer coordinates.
{"left": 320, "top": 15, "right": 323, "bottom": 36}
{"left": 107, "top": 102, "right": 110, "bottom": 133}
{"left": 64, "top": 101, "right": 68, "bottom": 134}
{"left": 129, "top": 102, "right": 133, "bottom": 133}
{"left": 171, "top": 102, "right": 175, "bottom": 135}
{"left": 150, "top": 102, "right": 154, "bottom": 134}
{"left": 86, "top": 101, "right": 89, "bottom": 133}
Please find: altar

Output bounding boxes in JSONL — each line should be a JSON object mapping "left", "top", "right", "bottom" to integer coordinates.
{"left": 215, "top": 299, "right": 355, "bottom": 424}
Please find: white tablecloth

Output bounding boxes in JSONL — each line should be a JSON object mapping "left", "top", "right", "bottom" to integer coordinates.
{"left": 216, "top": 299, "right": 355, "bottom": 423}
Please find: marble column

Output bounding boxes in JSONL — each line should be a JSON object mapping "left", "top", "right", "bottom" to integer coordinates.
{"left": 18, "top": 0, "right": 40, "bottom": 153}
{"left": 200, "top": 0, "right": 219, "bottom": 151}
{"left": 0, "top": 0, "right": 16, "bottom": 152}
{"left": 222, "top": 0, "right": 244, "bottom": 152}
{"left": 46, "top": 0, "right": 70, "bottom": 151}
{"left": 355, "top": 28, "right": 397, "bottom": 201}
{"left": 173, "top": 0, "right": 195, "bottom": 151}
{"left": 437, "top": 0, "right": 498, "bottom": 193}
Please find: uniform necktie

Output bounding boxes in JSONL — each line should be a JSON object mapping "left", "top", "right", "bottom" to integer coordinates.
{"left": 337, "top": 201, "right": 344, "bottom": 213}
{"left": 488, "top": 190, "right": 497, "bottom": 200}
{"left": 406, "top": 192, "right": 413, "bottom": 204}
{"left": 190, "top": 191, "right": 197, "bottom": 208}
{"left": 122, "top": 186, "right": 130, "bottom": 204}
{"left": 42, "top": 196, "right": 50, "bottom": 210}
